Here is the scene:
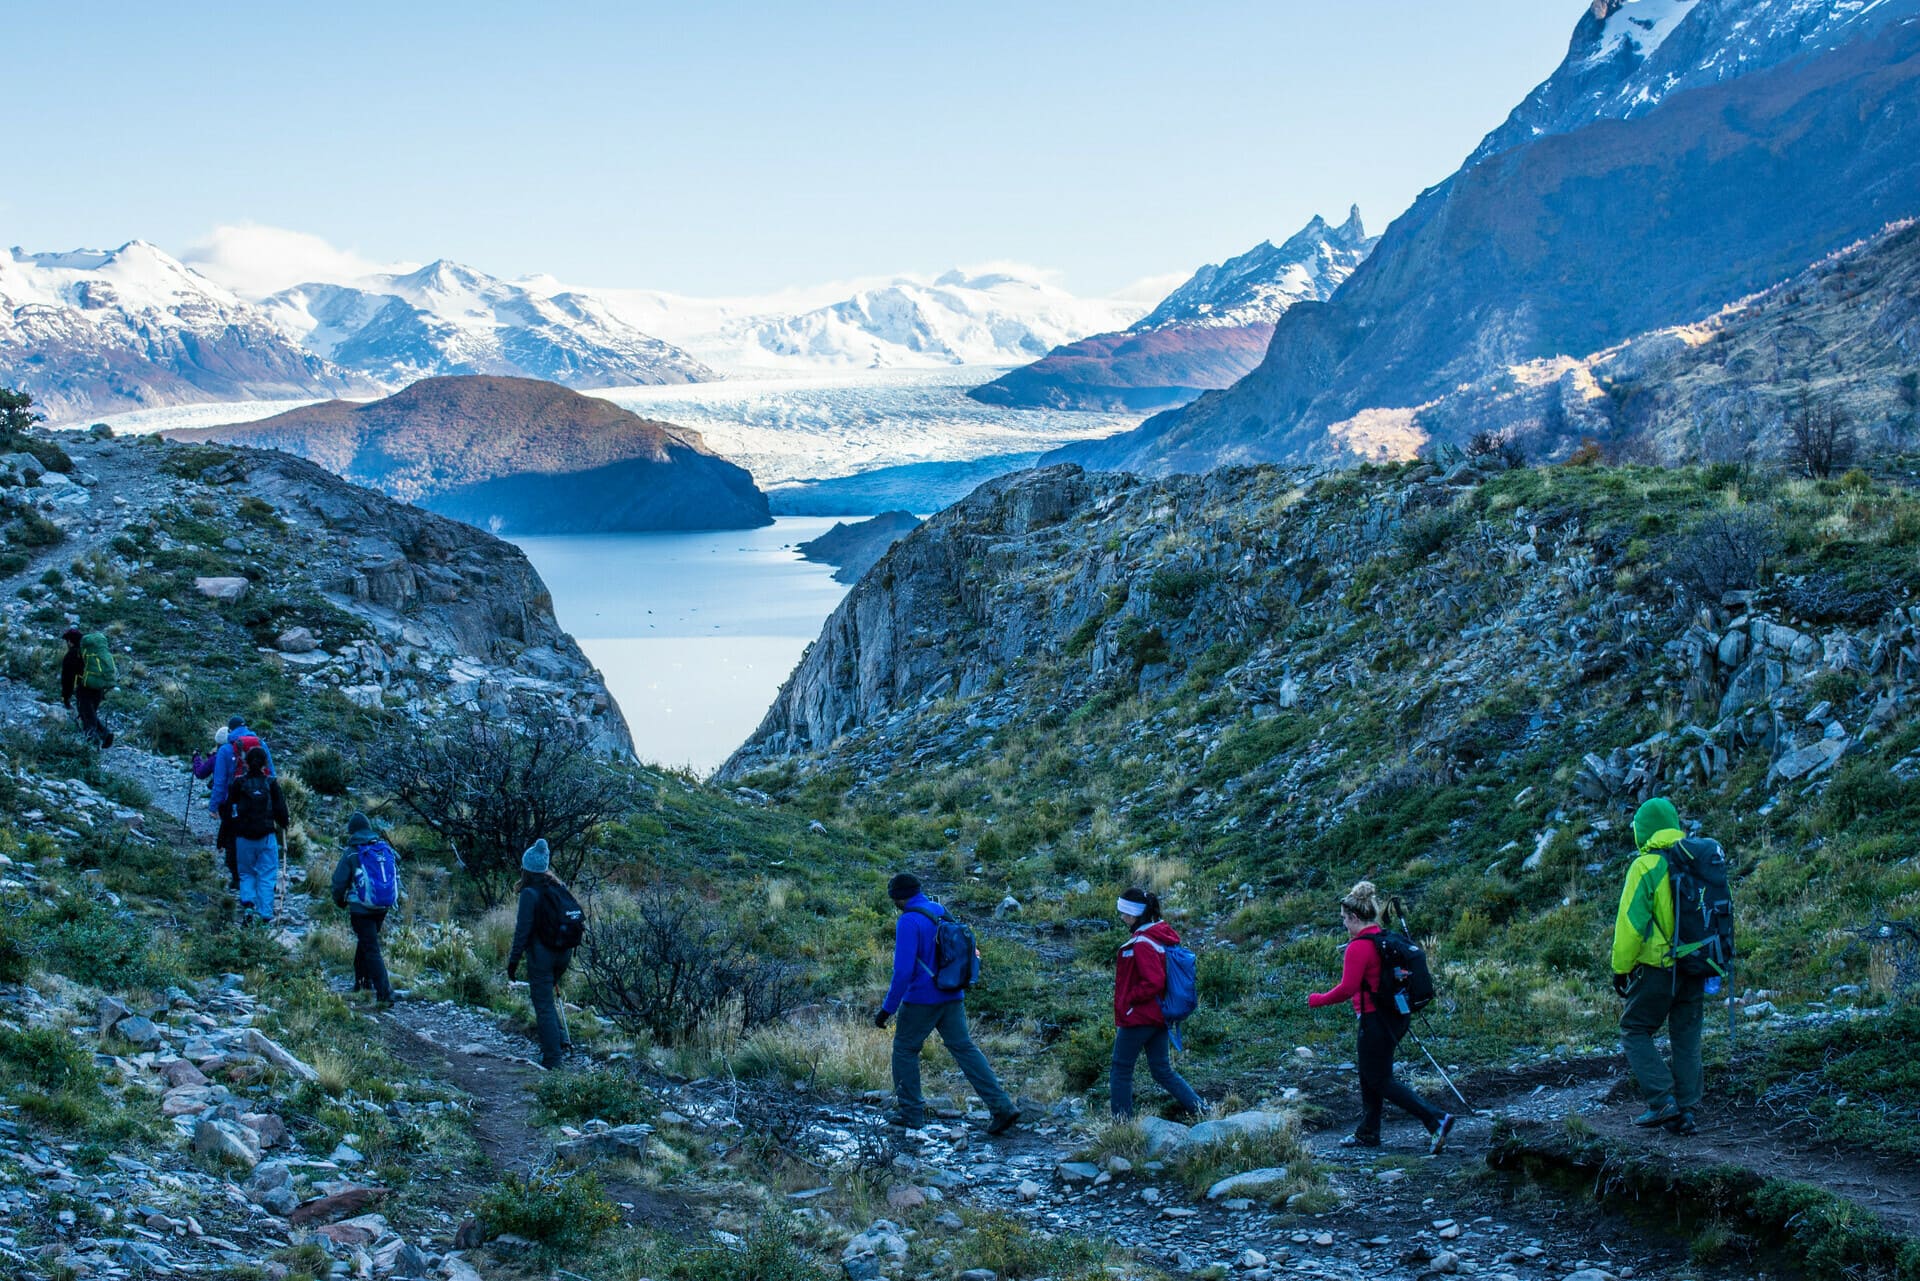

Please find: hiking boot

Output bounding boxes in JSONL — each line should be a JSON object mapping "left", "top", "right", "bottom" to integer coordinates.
{"left": 1632, "top": 1098, "right": 1680, "bottom": 1127}
{"left": 1339, "top": 1133, "right": 1381, "bottom": 1149}
{"left": 1665, "top": 1109, "right": 1698, "bottom": 1136}
{"left": 885, "top": 1112, "right": 926, "bottom": 1131}
{"left": 986, "top": 1110, "right": 1021, "bottom": 1136}
{"left": 1429, "top": 1113, "right": 1456, "bottom": 1155}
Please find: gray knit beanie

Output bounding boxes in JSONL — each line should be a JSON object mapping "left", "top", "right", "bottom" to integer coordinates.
{"left": 522, "top": 839, "right": 551, "bottom": 873}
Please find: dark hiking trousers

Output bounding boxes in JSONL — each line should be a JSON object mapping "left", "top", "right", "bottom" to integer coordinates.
{"left": 527, "top": 940, "right": 573, "bottom": 1068}
{"left": 891, "top": 999, "right": 1014, "bottom": 1122}
{"left": 349, "top": 910, "right": 392, "bottom": 1001}
{"left": 1620, "top": 963, "right": 1706, "bottom": 1109}
{"left": 1111, "top": 1023, "right": 1203, "bottom": 1119}
{"left": 1355, "top": 1010, "right": 1445, "bottom": 1140}
{"left": 75, "top": 687, "right": 111, "bottom": 746}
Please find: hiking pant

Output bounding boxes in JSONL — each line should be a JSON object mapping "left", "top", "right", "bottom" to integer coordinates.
{"left": 350, "top": 910, "right": 391, "bottom": 1001}
{"left": 1620, "top": 963, "right": 1706, "bottom": 1109}
{"left": 218, "top": 815, "right": 239, "bottom": 888}
{"left": 526, "top": 941, "right": 573, "bottom": 1068}
{"left": 1111, "top": 1023, "right": 1202, "bottom": 1119}
{"left": 74, "top": 687, "right": 111, "bottom": 746}
{"left": 1355, "top": 1010, "right": 1445, "bottom": 1140}
{"left": 235, "top": 834, "right": 277, "bottom": 921}
{"left": 891, "top": 999, "right": 1014, "bottom": 1122}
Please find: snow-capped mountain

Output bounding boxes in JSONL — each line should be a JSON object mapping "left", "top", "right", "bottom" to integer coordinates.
{"left": 968, "top": 210, "right": 1375, "bottom": 412}
{"left": 265, "top": 260, "right": 714, "bottom": 389}
{"left": 0, "top": 241, "right": 375, "bottom": 421}
{"left": 615, "top": 268, "right": 1145, "bottom": 373}
{"left": 1470, "top": 0, "right": 1916, "bottom": 166}
{"left": 1132, "top": 207, "right": 1376, "bottom": 332}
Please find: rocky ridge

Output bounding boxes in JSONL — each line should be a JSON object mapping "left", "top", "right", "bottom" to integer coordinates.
{"left": 0, "top": 427, "right": 630, "bottom": 753}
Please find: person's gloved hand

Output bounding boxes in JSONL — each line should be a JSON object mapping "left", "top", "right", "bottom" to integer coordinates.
{"left": 1612, "top": 972, "right": 1631, "bottom": 998}
{"left": 507, "top": 962, "right": 519, "bottom": 984}
{"left": 63, "top": 696, "right": 72, "bottom": 709}
{"left": 873, "top": 1008, "right": 891, "bottom": 1029}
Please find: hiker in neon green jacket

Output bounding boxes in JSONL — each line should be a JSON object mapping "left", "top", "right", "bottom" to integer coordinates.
{"left": 1611, "top": 797, "right": 1704, "bottom": 1135}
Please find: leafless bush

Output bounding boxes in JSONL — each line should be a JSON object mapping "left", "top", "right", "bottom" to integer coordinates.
{"left": 1784, "top": 399, "right": 1858, "bottom": 479}
{"left": 1465, "top": 428, "right": 1527, "bottom": 470}
{"left": 384, "top": 714, "right": 635, "bottom": 909}
{"left": 577, "top": 885, "right": 801, "bottom": 1046}
{"left": 1667, "top": 509, "right": 1784, "bottom": 605}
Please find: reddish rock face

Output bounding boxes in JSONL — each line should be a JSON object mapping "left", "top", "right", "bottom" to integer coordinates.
{"left": 287, "top": 1186, "right": 389, "bottom": 1227}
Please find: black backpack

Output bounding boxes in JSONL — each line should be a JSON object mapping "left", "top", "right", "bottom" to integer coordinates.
{"left": 536, "top": 882, "right": 586, "bottom": 950}
{"left": 231, "top": 774, "right": 278, "bottom": 840}
{"left": 1365, "top": 931, "right": 1437, "bottom": 1015}
{"left": 1666, "top": 838, "right": 1734, "bottom": 979}
{"left": 907, "top": 906, "right": 981, "bottom": 991}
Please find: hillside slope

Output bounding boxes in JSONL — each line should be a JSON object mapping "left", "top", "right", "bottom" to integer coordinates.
{"left": 1061, "top": 0, "right": 1920, "bottom": 474}
{"left": 168, "top": 375, "right": 771, "bottom": 534}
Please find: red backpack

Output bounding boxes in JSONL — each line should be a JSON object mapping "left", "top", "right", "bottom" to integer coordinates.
{"left": 229, "top": 734, "right": 271, "bottom": 778}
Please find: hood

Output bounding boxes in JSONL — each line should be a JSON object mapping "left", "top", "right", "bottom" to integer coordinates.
{"left": 1633, "top": 798, "right": 1684, "bottom": 850}
{"left": 1135, "top": 920, "right": 1182, "bottom": 946}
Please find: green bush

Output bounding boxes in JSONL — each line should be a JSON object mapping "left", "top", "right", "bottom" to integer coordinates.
{"left": 144, "top": 684, "right": 212, "bottom": 758}
{"left": 7, "top": 509, "right": 65, "bottom": 549}
{"left": 531, "top": 1068, "right": 655, "bottom": 1126}
{"left": 1196, "top": 949, "right": 1256, "bottom": 1006}
{"left": 296, "top": 745, "right": 352, "bottom": 796}
{"left": 662, "top": 1213, "right": 831, "bottom": 1281}
{"left": 0, "top": 1025, "right": 98, "bottom": 1091}
{"left": 36, "top": 898, "right": 160, "bottom": 990}
{"left": 961, "top": 1212, "right": 1112, "bottom": 1281}
{"left": 0, "top": 919, "right": 30, "bottom": 984}
{"left": 477, "top": 1168, "right": 620, "bottom": 1252}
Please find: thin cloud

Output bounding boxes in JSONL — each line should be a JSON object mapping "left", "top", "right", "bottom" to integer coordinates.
{"left": 179, "top": 224, "right": 416, "bottom": 299}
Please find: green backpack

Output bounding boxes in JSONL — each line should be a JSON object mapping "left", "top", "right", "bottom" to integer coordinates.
{"left": 79, "top": 633, "right": 117, "bottom": 691}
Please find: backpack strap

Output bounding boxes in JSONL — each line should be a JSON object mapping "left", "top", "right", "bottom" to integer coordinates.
{"left": 905, "top": 906, "right": 944, "bottom": 977}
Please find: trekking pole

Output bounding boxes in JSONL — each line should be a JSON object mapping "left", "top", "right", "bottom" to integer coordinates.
{"left": 1409, "top": 1022, "right": 1471, "bottom": 1110}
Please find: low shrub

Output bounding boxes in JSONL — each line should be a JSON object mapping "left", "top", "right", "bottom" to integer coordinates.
{"left": 660, "top": 1213, "right": 831, "bottom": 1281}
{"left": 37, "top": 898, "right": 160, "bottom": 989}
{"left": 477, "top": 1167, "right": 620, "bottom": 1251}
{"left": 532, "top": 1067, "right": 655, "bottom": 1126}
{"left": 297, "top": 745, "right": 352, "bottom": 796}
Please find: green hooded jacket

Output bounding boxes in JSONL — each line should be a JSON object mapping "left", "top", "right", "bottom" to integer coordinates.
{"left": 1612, "top": 798, "right": 1683, "bottom": 975}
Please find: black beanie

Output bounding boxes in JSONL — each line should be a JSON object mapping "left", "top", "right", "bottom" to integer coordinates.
{"left": 887, "top": 873, "right": 921, "bottom": 901}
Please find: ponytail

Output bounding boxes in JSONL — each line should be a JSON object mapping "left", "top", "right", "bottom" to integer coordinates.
{"left": 1340, "top": 880, "right": 1383, "bottom": 923}
{"left": 1119, "top": 887, "right": 1162, "bottom": 924}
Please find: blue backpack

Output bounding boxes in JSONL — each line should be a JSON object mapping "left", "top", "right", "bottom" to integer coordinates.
{"left": 350, "top": 840, "right": 399, "bottom": 909}
{"left": 1160, "top": 944, "right": 1199, "bottom": 1023}
{"left": 909, "top": 907, "right": 981, "bottom": 991}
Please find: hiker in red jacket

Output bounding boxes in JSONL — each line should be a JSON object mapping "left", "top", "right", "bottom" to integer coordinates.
{"left": 1308, "top": 880, "right": 1454, "bottom": 1153}
{"left": 1111, "top": 887, "right": 1205, "bottom": 1119}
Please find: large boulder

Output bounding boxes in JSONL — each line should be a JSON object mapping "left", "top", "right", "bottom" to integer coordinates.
{"left": 191, "top": 1117, "right": 262, "bottom": 1169}
{"left": 1187, "top": 1111, "right": 1292, "bottom": 1147}
{"left": 1137, "top": 1114, "right": 1192, "bottom": 1156}
{"left": 1206, "top": 1167, "right": 1292, "bottom": 1200}
{"left": 194, "top": 576, "right": 251, "bottom": 603}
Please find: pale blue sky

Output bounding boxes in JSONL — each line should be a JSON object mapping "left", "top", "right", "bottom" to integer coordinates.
{"left": 8, "top": 2, "right": 1581, "bottom": 296}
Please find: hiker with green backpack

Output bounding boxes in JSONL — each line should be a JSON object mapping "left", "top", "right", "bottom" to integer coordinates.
{"left": 506, "top": 840, "right": 585, "bottom": 1070}
{"left": 875, "top": 873, "right": 1020, "bottom": 1134}
{"left": 1307, "top": 880, "right": 1455, "bottom": 1154}
{"left": 1611, "top": 797, "right": 1734, "bottom": 1137}
{"left": 59, "top": 628, "right": 116, "bottom": 748}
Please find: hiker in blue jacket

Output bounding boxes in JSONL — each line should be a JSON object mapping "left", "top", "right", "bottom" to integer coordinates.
{"left": 207, "top": 716, "right": 274, "bottom": 815}
{"left": 874, "top": 873, "right": 1019, "bottom": 1134}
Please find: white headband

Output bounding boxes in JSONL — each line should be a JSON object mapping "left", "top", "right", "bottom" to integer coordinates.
{"left": 1118, "top": 898, "right": 1145, "bottom": 916}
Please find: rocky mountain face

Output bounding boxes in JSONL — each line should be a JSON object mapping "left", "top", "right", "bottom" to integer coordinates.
{"left": 1, "top": 429, "right": 630, "bottom": 753}
{"left": 1415, "top": 218, "right": 1920, "bottom": 462}
{"left": 1059, "top": 0, "right": 1920, "bottom": 475}
{"left": 168, "top": 375, "right": 771, "bottom": 535}
{"left": 0, "top": 243, "right": 377, "bottom": 422}
{"left": 266, "top": 261, "right": 714, "bottom": 389}
{"left": 970, "top": 211, "right": 1375, "bottom": 413}
{"left": 723, "top": 462, "right": 1919, "bottom": 843}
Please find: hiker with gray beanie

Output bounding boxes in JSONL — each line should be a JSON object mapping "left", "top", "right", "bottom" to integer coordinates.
{"left": 507, "top": 839, "right": 586, "bottom": 1069}
{"left": 330, "top": 812, "right": 400, "bottom": 1006}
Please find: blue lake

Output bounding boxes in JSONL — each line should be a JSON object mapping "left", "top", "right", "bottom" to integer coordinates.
{"left": 514, "top": 518, "right": 851, "bottom": 775}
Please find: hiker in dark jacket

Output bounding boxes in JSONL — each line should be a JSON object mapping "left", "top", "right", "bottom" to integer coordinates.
{"left": 1307, "top": 880, "right": 1455, "bottom": 1154}
{"left": 1111, "top": 887, "right": 1204, "bottom": 1120}
{"left": 210, "top": 717, "right": 272, "bottom": 885}
{"left": 330, "top": 812, "right": 397, "bottom": 1005}
{"left": 222, "top": 747, "right": 288, "bottom": 921}
{"left": 65, "top": 629, "right": 116, "bottom": 748}
{"left": 874, "top": 873, "right": 1019, "bottom": 1134}
{"left": 506, "top": 840, "right": 577, "bottom": 1069}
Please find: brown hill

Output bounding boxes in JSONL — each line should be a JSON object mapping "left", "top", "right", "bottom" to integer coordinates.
{"left": 169, "top": 375, "right": 770, "bottom": 534}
